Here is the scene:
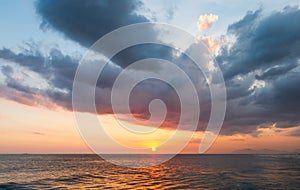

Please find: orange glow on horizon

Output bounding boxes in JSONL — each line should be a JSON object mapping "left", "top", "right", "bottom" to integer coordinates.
{"left": 0, "top": 98, "right": 299, "bottom": 154}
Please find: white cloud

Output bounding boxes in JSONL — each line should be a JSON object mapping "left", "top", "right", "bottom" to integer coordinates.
{"left": 197, "top": 14, "right": 218, "bottom": 31}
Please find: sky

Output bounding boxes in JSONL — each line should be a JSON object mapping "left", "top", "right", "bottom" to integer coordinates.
{"left": 0, "top": 0, "right": 300, "bottom": 154}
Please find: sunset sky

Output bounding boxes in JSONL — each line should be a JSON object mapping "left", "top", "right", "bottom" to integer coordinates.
{"left": 0, "top": 0, "right": 300, "bottom": 154}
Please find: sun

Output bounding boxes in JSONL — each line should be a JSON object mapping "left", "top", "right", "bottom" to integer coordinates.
{"left": 151, "top": 147, "right": 157, "bottom": 152}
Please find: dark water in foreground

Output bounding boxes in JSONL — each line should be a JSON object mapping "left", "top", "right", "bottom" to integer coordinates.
{"left": 0, "top": 154, "right": 299, "bottom": 189}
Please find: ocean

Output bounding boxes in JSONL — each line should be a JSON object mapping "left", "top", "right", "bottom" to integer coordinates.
{"left": 0, "top": 154, "right": 299, "bottom": 189}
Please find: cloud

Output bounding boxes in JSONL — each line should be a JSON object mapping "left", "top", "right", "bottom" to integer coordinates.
{"left": 0, "top": 85, "right": 58, "bottom": 110}
{"left": 29, "top": 0, "right": 210, "bottom": 130}
{"left": 288, "top": 128, "right": 300, "bottom": 137}
{"left": 33, "top": 131, "right": 46, "bottom": 136}
{"left": 0, "top": 47, "right": 75, "bottom": 110}
{"left": 218, "top": 6, "right": 300, "bottom": 80}
{"left": 36, "top": 0, "right": 148, "bottom": 47}
{"left": 0, "top": 45, "right": 182, "bottom": 126}
{"left": 35, "top": 0, "right": 173, "bottom": 70}
{"left": 0, "top": 42, "right": 213, "bottom": 132}
{"left": 217, "top": 6, "right": 300, "bottom": 135}
{"left": 255, "top": 63, "right": 297, "bottom": 80}
{"left": 197, "top": 35, "right": 226, "bottom": 52}
{"left": 1, "top": 65, "right": 13, "bottom": 77}
{"left": 1, "top": 4, "right": 300, "bottom": 137}
{"left": 197, "top": 14, "right": 218, "bottom": 31}
{"left": 253, "top": 72, "right": 300, "bottom": 114}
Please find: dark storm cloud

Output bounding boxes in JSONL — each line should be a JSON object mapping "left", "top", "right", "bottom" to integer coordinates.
{"left": 225, "top": 78, "right": 254, "bottom": 100}
{"left": 254, "top": 73, "right": 300, "bottom": 113}
{"left": 255, "top": 63, "right": 297, "bottom": 80}
{"left": 36, "top": 0, "right": 148, "bottom": 47}
{"left": 218, "top": 6, "right": 300, "bottom": 80}
{"left": 110, "top": 44, "right": 174, "bottom": 70}
{"left": 227, "top": 9, "right": 262, "bottom": 35}
{"left": 35, "top": 0, "right": 174, "bottom": 69}
{"left": 217, "top": 6, "right": 300, "bottom": 134}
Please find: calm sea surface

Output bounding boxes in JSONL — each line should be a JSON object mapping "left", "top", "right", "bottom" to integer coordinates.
{"left": 0, "top": 154, "right": 299, "bottom": 189}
